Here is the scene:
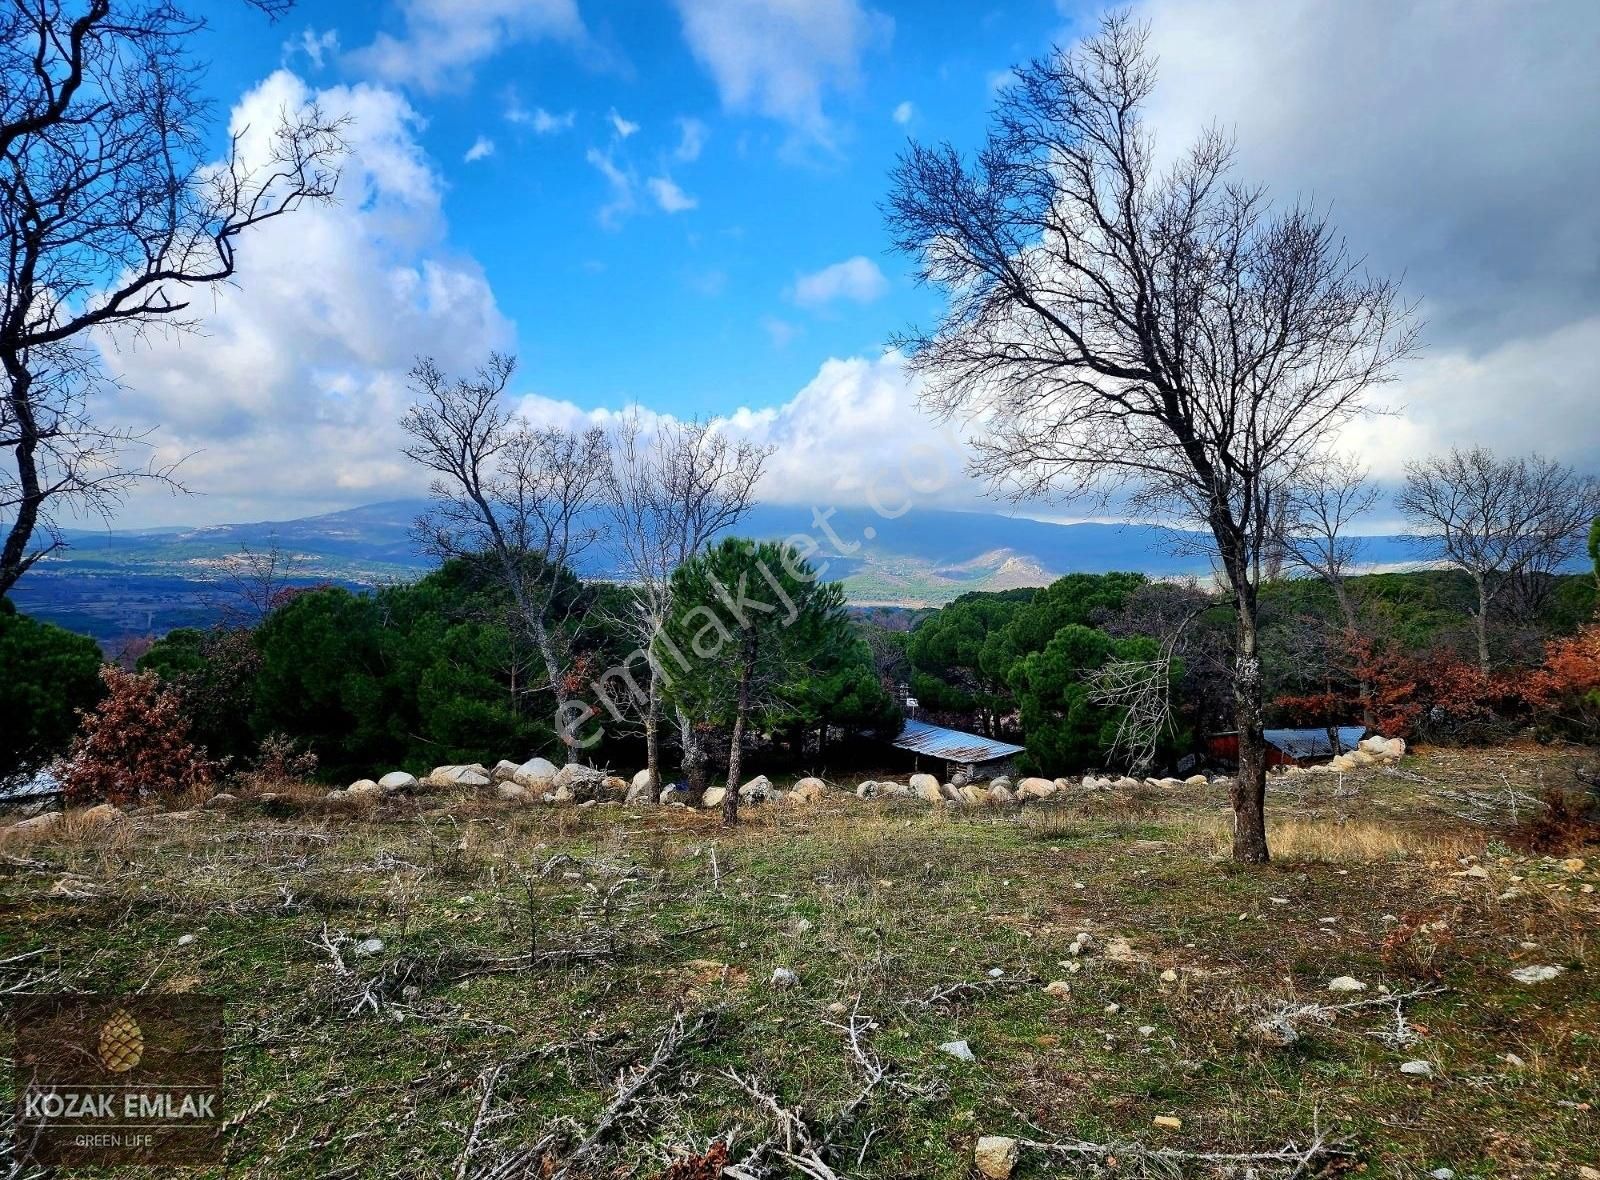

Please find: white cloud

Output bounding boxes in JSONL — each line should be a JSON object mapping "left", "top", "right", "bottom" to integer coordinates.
{"left": 674, "top": 116, "right": 709, "bottom": 161}
{"left": 286, "top": 27, "right": 339, "bottom": 70}
{"left": 671, "top": 0, "right": 892, "bottom": 143}
{"left": 509, "top": 352, "right": 983, "bottom": 513}
{"left": 349, "top": 0, "right": 584, "bottom": 92}
{"left": 791, "top": 255, "right": 888, "bottom": 307}
{"left": 99, "top": 70, "right": 513, "bottom": 526}
{"left": 891, "top": 99, "right": 913, "bottom": 125}
{"left": 725, "top": 353, "right": 979, "bottom": 511}
{"left": 507, "top": 101, "right": 576, "bottom": 134}
{"left": 647, "top": 175, "right": 698, "bottom": 213}
{"left": 586, "top": 146, "right": 635, "bottom": 228}
{"left": 463, "top": 135, "right": 495, "bottom": 162}
{"left": 608, "top": 108, "right": 640, "bottom": 138}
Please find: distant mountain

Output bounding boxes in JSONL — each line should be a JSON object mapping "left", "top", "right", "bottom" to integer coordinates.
{"left": 11, "top": 498, "right": 1424, "bottom": 642}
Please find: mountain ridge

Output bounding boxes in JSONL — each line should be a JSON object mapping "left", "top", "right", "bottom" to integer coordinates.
{"left": 17, "top": 499, "right": 1424, "bottom": 641}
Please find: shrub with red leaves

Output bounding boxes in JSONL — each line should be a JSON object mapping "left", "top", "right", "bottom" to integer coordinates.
{"left": 58, "top": 666, "right": 214, "bottom": 806}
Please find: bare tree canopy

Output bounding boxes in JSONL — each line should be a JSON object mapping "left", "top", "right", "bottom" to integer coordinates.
{"left": 883, "top": 12, "right": 1416, "bottom": 862}
{"left": 1398, "top": 447, "right": 1600, "bottom": 671}
{"left": 602, "top": 409, "right": 769, "bottom": 801}
{"left": 0, "top": 0, "right": 346, "bottom": 597}
{"left": 1281, "top": 455, "right": 1378, "bottom": 628}
{"left": 401, "top": 353, "right": 609, "bottom": 760}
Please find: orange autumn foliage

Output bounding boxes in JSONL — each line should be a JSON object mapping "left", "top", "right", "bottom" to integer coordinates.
{"left": 58, "top": 666, "right": 214, "bottom": 806}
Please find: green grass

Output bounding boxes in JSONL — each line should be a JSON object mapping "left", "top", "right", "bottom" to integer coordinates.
{"left": 2, "top": 746, "right": 1598, "bottom": 1178}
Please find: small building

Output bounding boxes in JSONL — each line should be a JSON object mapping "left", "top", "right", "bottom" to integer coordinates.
{"left": 1207, "top": 726, "right": 1368, "bottom": 769}
{"left": 891, "top": 719, "right": 1025, "bottom": 781}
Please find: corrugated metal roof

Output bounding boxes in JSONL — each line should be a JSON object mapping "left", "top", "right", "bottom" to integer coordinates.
{"left": 892, "top": 719, "right": 1025, "bottom": 763}
{"left": 1263, "top": 727, "right": 1367, "bottom": 760}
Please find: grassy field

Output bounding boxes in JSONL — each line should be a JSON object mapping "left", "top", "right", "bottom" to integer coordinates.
{"left": 2, "top": 745, "right": 1597, "bottom": 1179}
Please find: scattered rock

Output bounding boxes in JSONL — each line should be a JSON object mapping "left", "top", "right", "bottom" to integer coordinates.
{"left": 177, "top": 934, "right": 196, "bottom": 947}
{"left": 702, "top": 786, "right": 728, "bottom": 809}
{"left": 1577, "top": 1167, "right": 1600, "bottom": 1180}
{"left": 1562, "top": 857, "right": 1587, "bottom": 874}
{"left": 512, "top": 757, "right": 559, "bottom": 789}
{"left": 738, "top": 775, "right": 774, "bottom": 802}
{"left": 770, "top": 967, "right": 800, "bottom": 989}
{"left": 958, "top": 784, "right": 989, "bottom": 807}
{"left": 974, "top": 1135, "right": 1019, "bottom": 1180}
{"left": 355, "top": 938, "right": 384, "bottom": 956}
{"left": 1184, "top": 774, "right": 1208, "bottom": 785}
{"left": 1152, "top": 1115, "right": 1182, "bottom": 1131}
{"left": 938, "top": 1039, "right": 975, "bottom": 1062}
{"left": 939, "top": 783, "right": 964, "bottom": 805}
{"left": 491, "top": 759, "right": 520, "bottom": 783}
{"left": 1104, "top": 1002, "right": 1120, "bottom": 1015}
{"left": 1430, "top": 1169, "right": 1455, "bottom": 1180}
{"left": 988, "top": 777, "right": 1013, "bottom": 792}
{"left": 988, "top": 785, "right": 1016, "bottom": 806}
{"left": 347, "top": 778, "right": 379, "bottom": 794}
{"left": 1326, "top": 976, "right": 1367, "bottom": 993}
{"left": 1462, "top": 865, "right": 1490, "bottom": 879}
{"left": 496, "top": 783, "right": 529, "bottom": 803}
{"left": 554, "top": 763, "right": 607, "bottom": 798}
{"left": 1138, "top": 1025, "right": 1156, "bottom": 1037}
{"left": 202, "top": 793, "right": 238, "bottom": 810}
{"left": 378, "top": 770, "right": 419, "bottom": 794}
{"left": 1043, "top": 980, "right": 1072, "bottom": 999}
{"left": 1509, "top": 965, "right": 1564, "bottom": 984}
{"left": 914, "top": 778, "right": 944, "bottom": 805}
{"left": 1400, "top": 1060, "right": 1434, "bottom": 1077}
{"left": 1016, "top": 777, "right": 1057, "bottom": 800}
{"left": 791, "top": 777, "right": 827, "bottom": 803}
{"left": 1160, "top": 968, "right": 1178, "bottom": 983}
{"left": 425, "top": 764, "right": 492, "bottom": 789}
{"left": 855, "top": 780, "right": 879, "bottom": 799}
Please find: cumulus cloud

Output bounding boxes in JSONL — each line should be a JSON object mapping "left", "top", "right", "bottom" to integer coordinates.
{"left": 98, "top": 71, "right": 513, "bottom": 525}
{"left": 349, "top": 0, "right": 585, "bottom": 92}
{"left": 463, "top": 135, "right": 495, "bottom": 162}
{"left": 671, "top": 0, "right": 892, "bottom": 143}
{"left": 647, "top": 175, "right": 698, "bottom": 213}
{"left": 791, "top": 255, "right": 889, "bottom": 307}
{"left": 510, "top": 352, "right": 984, "bottom": 514}
{"left": 1128, "top": 0, "right": 1600, "bottom": 474}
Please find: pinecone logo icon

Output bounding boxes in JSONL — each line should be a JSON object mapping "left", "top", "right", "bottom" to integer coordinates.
{"left": 97, "top": 1008, "right": 143, "bottom": 1073}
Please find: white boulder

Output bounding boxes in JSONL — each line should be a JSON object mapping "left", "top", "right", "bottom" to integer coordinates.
{"left": 378, "top": 771, "right": 418, "bottom": 794}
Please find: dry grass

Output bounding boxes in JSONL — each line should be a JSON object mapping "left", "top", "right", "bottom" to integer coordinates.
{"left": 1178, "top": 814, "right": 1488, "bottom": 863}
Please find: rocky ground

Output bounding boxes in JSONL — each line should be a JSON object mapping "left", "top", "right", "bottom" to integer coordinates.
{"left": 1, "top": 742, "right": 1597, "bottom": 1179}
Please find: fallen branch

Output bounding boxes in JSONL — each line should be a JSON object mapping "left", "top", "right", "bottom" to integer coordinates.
{"left": 1251, "top": 986, "right": 1447, "bottom": 1049}
{"left": 548, "top": 1006, "right": 721, "bottom": 1180}
{"left": 1015, "top": 1128, "right": 1353, "bottom": 1177}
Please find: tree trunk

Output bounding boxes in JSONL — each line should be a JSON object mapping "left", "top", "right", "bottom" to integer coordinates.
{"left": 723, "top": 651, "right": 754, "bottom": 827}
{"left": 644, "top": 669, "right": 662, "bottom": 804}
{"left": 1472, "top": 574, "right": 1492, "bottom": 674}
{"left": 1230, "top": 594, "right": 1271, "bottom": 864}
{"left": 0, "top": 355, "right": 43, "bottom": 599}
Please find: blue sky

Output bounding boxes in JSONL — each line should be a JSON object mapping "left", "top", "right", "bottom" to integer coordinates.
{"left": 101, "top": 0, "right": 1600, "bottom": 528}
{"left": 189, "top": 0, "right": 1070, "bottom": 420}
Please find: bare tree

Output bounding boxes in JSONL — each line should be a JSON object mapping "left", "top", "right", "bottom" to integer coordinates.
{"left": 1282, "top": 456, "right": 1377, "bottom": 630}
{"left": 400, "top": 354, "right": 609, "bottom": 762}
{"left": 883, "top": 13, "right": 1416, "bottom": 862}
{"left": 601, "top": 409, "right": 768, "bottom": 802}
{"left": 1398, "top": 447, "right": 1600, "bottom": 672}
{"left": 0, "top": 1, "right": 345, "bottom": 597}
{"left": 215, "top": 537, "right": 305, "bottom": 628}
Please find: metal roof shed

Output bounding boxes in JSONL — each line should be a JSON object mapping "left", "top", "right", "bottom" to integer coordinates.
{"left": 891, "top": 720, "right": 1025, "bottom": 777}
